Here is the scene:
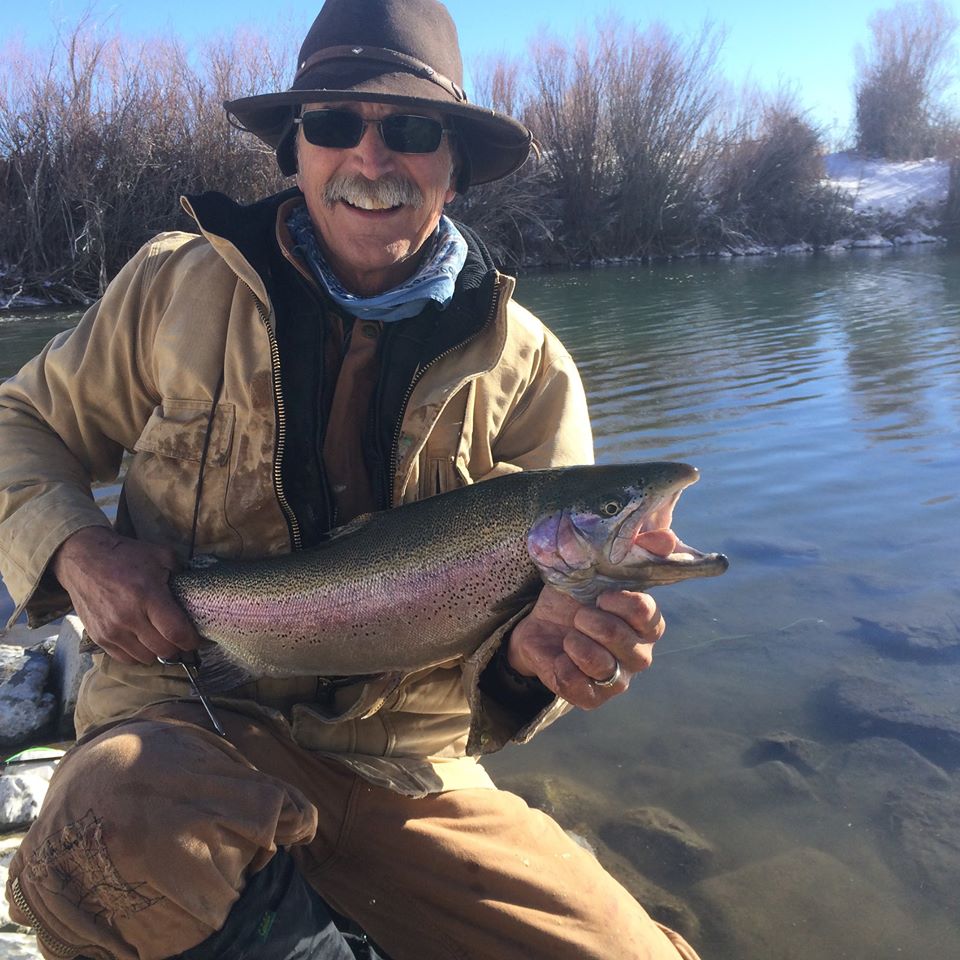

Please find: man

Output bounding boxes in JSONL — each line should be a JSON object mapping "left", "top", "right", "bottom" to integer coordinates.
{"left": 0, "top": 1, "right": 701, "bottom": 958}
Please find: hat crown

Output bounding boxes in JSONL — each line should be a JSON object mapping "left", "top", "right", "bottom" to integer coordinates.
{"left": 298, "top": 0, "right": 464, "bottom": 88}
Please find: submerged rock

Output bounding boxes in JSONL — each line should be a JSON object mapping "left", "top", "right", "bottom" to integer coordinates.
{"left": 563, "top": 824, "right": 701, "bottom": 941}
{"left": 744, "top": 731, "right": 825, "bottom": 775}
{"left": 885, "top": 785, "right": 960, "bottom": 906}
{"left": 820, "top": 676, "right": 960, "bottom": 767}
{"left": 821, "top": 736, "right": 951, "bottom": 797}
{"left": 694, "top": 847, "right": 920, "bottom": 959}
{"left": 0, "top": 647, "right": 56, "bottom": 748}
{"left": 495, "top": 772, "right": 607, "bottom": 828}
{"left": 598, "top": 806, "right": 716, "bottom": 885}
{"left": 851, "top": 616, "right": 960, "bottom": 663}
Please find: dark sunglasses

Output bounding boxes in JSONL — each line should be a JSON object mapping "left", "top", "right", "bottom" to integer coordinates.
{"left": 295, "top": 109, "right": 449, "bottom": 154}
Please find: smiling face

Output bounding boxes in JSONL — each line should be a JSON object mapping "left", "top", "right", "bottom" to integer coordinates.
{"left": 295, "top": 100, "right": 458, "bottom": 297}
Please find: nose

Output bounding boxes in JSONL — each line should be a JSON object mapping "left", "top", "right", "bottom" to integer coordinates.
{"left": 351, "top": 119, "right": 396, "bottom": 179}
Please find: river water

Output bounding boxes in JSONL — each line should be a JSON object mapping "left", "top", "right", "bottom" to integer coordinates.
{"left": 2, "top": 247, "right": 959, "bottom": 957}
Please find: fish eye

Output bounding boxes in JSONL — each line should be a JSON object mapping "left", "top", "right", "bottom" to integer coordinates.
{"left": 600, "top": 500, "right": 621, "bottom": 517}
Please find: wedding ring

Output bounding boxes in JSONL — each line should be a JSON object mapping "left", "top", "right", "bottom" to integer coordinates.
{"left": 593, "top": 660, "right": 622, "bottom": 688}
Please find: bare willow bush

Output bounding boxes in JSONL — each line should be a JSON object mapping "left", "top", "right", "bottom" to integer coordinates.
{"left": 710, "top": 96, "right": 854, "bottom": 246}
{"left": 602, "top": 20, "right": 724, "bottom": 256}
{"left": 517, "top": 20, "right": 726, "bottom": 260}
{"left": 855, "top": 0, "right": 959, "bottom": 160}
{"left": 0, "top": 23, "right": 290, "bottom": 305}
{"left": 525, "top": 32, "right": 614, "bottom": 260}
{"left": 449, "top": 54, "right": 554, "bottom": 267}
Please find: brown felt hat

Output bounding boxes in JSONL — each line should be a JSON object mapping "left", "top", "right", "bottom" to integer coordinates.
{"left": 224, "top": 0, "right": 532, "bottom": 188}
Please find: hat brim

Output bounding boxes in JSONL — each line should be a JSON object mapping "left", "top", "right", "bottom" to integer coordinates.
{"left": 225, "top": 78, "right": 532, "bottom": 186}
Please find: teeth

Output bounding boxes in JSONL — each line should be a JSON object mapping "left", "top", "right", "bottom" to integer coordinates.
{"left": 346, "top": 197, "right": 398, "bottom": 211}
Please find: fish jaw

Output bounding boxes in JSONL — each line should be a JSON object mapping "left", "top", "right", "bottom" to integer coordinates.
{"left": 526, "top": 466, "right": 728, "bottom": 603}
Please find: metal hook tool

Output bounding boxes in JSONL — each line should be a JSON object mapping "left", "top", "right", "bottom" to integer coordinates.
{"left": 157, "top": 651, "right": 227, "bottom": 738}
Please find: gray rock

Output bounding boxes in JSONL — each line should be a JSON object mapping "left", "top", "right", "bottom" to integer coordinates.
{"left": 598, "top": 806, "right": 716, "bottom": 885}
{"left": 0, "top": 625, "right": 59, "bottom": 650}
{"left": 49, "top": 616, "right": 92, "bottom": 732}
{"left": 0, "top": 647, "right": 55, "bottom": 747}
{"left": 695, "top": 847, "right": 920, "bottom": 959}
{"left": 0, "top": 763, "right": 56, "bottom": 830}
{"left": 852, "top": 616, "right": 960, "bottom": 662}
{"left": 744, "top": 731, "right": 825, "bottom": 775}
{"left": 0, "top": 933, "right": 42, "bottom": 959}
{"left": 821, "top": 675, "right": 960, "bottom": 767}
{"left": 885, "top": 785, "right": 960, "bottom": 906}
{"left": 0, "top": 836, "right": 30, "bottom": 934}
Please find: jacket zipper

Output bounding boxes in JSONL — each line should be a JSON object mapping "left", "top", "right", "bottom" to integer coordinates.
{"left": 386, "top": 274, "right": 502, "bottom": 507}
{"left": 9, "top": 876, "right": 108, "bottom": 960}
{"left": 243, "top": 282, "right": 303, "bottom": 551}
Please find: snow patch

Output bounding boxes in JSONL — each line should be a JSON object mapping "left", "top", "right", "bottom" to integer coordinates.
{"left": 824, "top": 152, "right": 950, "bottom": 214}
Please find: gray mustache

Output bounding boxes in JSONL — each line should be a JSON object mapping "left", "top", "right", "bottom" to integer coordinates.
{"left": 323, "top": 174, "right": 424, "bottom": 209}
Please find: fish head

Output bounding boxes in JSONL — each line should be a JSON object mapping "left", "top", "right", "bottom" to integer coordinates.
{"left": 526, "top": 462, "right": 728, "bottom": 603}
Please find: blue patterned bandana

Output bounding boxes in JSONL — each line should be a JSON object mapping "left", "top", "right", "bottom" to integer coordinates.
{"left": 286, "top": 204, "right": 468, "bottom": 322}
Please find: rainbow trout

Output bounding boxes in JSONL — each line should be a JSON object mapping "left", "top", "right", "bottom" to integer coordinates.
{"left": 173, "top": 462, "right": 728, "bottom": 681}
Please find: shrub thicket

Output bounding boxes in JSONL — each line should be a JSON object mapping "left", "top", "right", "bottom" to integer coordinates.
{"left": 709, "top": 98, "right": 855, "bottom": 247}
{"left": 854, "top": 0, "right": 958, "bottom": 160}
{"left": 0, "top": 26, "right": 289, "bottom": 304}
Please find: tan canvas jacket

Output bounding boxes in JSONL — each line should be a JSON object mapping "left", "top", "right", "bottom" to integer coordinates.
{"left": 0, "top": 197, "right": 594, "bottom": 796}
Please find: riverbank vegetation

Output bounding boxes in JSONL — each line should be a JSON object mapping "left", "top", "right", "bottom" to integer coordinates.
{"left": 1, "top": 1, "right": 958, "bottom": 305}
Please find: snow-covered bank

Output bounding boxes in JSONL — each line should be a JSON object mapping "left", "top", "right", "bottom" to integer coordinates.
{"left": 703, "top": 152, "right": 951, "bottom": 259}
{"left": 823, "top": 152, "right": 951, "bottom": 215}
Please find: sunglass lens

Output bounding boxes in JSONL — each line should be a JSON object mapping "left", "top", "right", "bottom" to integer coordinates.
{"left": 301, "top": 110, "right": 365, "bottom": 148}
{"left": 380, "top": 115, "right": 445, "bottom": 153}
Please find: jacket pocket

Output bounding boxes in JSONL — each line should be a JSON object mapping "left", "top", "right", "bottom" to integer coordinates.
{"left": 126, "top": 398, "right": 238, "bottom": 552}
{"left": 134, "top": 398, "right": 235, "bottom": 465}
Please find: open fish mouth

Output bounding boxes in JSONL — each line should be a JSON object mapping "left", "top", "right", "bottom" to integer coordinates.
{"left": 605, "top": 473, "right": 728, "bottom": 580}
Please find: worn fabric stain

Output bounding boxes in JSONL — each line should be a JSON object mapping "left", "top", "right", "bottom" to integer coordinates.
{"left": 24, "top": 810, "right": 164, "bottom": 924}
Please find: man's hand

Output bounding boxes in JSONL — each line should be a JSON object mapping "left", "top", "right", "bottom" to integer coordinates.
{"left": 505, "top": 586, "right": 664, "bottom": 709}
{"left": 51, "top": 527, "right": 202, "bottom": 665}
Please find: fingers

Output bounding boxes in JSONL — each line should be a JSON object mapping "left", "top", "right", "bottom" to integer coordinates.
{"left": 574, "top": 592, "right": 663, "bottom": 670}
{"left": 53, "top": 529, "right": 202, "bottom": 665}
{"left": 558, "top": 592, "right": 664, "bottom": 709}
{"left": 504, "top": 588, "right": 667, "bottom": 710}
{"left": 79, "top": 597, "right": 200, "bottom": 665}
{"left": 147, "top": 596, "right": 204, "bottom": 654}
{"left": 594, "top": 590, "right": 665, "bottom": 641}
{"left": 562, "top": 629, "right": 623, "bottom": 683}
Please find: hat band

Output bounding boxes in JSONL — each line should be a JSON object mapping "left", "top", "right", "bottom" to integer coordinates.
{"left": 295, "top": 45, "right": 469, "bottom": 104}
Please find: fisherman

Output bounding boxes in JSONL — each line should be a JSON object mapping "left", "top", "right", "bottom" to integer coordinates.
{"left": 0, "top": 1, "right": 700, "bottom": 958}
